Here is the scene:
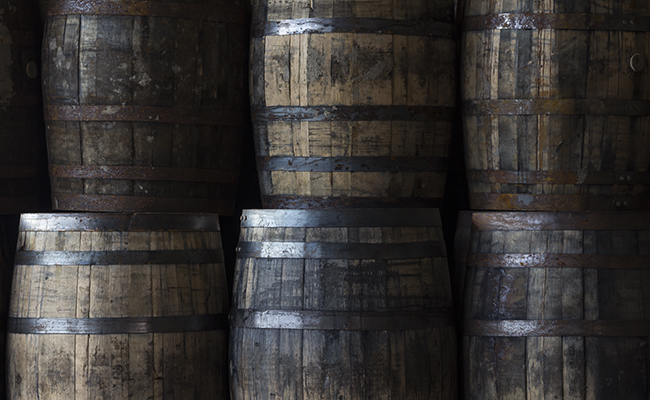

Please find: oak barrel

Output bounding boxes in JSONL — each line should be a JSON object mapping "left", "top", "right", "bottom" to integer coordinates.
{"left": 463, "top": 211, "right": 650, "bottom": 399}
{"left": 230, "top": 209, "right": 457, "bottom": 399}
{"left": 42, "top": 0, "right": 249, "bottom": 215}
{"left": 251, "top": 0, "right": 456, "bottom": 209}
{"left": 0, "top": 0, "right": 50, "bottom": 214}
{"left": 462, "top": 0, "right": 650, "bottom": 211}
{"left": 7, "top": 213, "right": 229, "bottom": 399}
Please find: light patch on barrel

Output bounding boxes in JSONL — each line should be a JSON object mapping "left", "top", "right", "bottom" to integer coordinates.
{"left": 517, "top": 194, "right": 534, "bottom": 206}
{"left": 138, "top": 72, "right": 152, "bottom": 87}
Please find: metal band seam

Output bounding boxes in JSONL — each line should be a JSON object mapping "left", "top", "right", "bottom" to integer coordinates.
{"left": 467, "top": 169, "right": 650, "bottom": 185}
{"left": 464, "top": 319, "right": 650, "bottom": 337}
{"left": 8, "top": 315, "right": 228, "bottom": 334}
{"left": 231, "top": 309, "right": 454, "bottom": 331}
{"left": 49, "top": 165, "right": 239, "bottom": 184}
{"left": 15, "top": 250, "right": 225, "bottom": 265}
{"left": 252, "top": 18, "right": 456, "bottom": 38}
{"left": 469, "top": 193, "right": 650, "bottom": 212}
{"left": 51, "top": 193, "right": 235, "bottom": 213}
{"left": 463, "top": 99, "right": 650, "bottom": 116}
{"left": 469, "top": 211, "right": 650, "bottom": 231}
{"left": 261, "top": 195, "right": 444, "bottom": 210}
{"left": 463, "top": 13, "right": 650, "bottom": 32}
{"left": 19, "top": 213, "right": 222, "bottom": 232}
{"left": 467, "top": 253, "right": 647, "bottom": 269}
{"left": 45, "top": 105, "right": 247, "bottom": 126}
{"left": 236, "top": 241, "right": 445, "bottom": 259}
{"left": 240, "top": 209, "right": 442, "bottom": 228}
{"left": 253, "top": 106, "right": 455, "bottom": 122}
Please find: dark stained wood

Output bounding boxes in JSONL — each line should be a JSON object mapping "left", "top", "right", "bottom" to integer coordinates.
{"left": 0, "top": 0, "right": 50, "bottom": 214}
{"left": 462, "top": 0, "right": 650, "bottom": 211}
{"left": 7, "top": 213, "right": 229, "bottom": 400}
{"left": 230, "top": 209, "right": 457, "bottom": 399}
{"left": 451, "top": 210, "right": 472, "bottom": 315}
{"left": 463, "top": 211, "right": 650, "bottom": 399}
{"left": 251, "top": 0, "right": 456, "bottom": 209}
{"left": 42, "top": 0, "right": 248, "bottom": 215}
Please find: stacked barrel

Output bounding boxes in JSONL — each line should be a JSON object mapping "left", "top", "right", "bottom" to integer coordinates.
{"left": 42, "top": 1, "right": 247, "bottom": 214}
{"left": 250, "top": 0, "right": 456, "bottom": 209}
{"left": 2, "top": 0, "right": 249, "bottom": 398}
{"left": 459, "top": 0, "right": 650, "bottom": 399}
{"left": 228, "top": 0, "right": 460, "bottom": 398}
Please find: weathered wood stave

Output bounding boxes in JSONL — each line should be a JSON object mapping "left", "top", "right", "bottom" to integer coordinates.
{"left": 7, "top": 213, "right": 229, "bottom": 399}
{"left": 0, "top": 0, "right": 50, "bottom": 214}
{"left": 42, "top": 0, "right": 249, "bottom": 215}
{"left": 251, "top": 0, "right": 456, "bottom": 209}
{"left": 462, "top": 0, "right": 650, "bottom": 211}
{"left": 230, "top": 208, "right": 457, "bottom": 399}
{"left": 463, "top": 211, "right": 650, "bottom": 399}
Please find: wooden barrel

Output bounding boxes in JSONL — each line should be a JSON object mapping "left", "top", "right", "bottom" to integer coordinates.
{"left": 463, "top": 212, "right": 650, "bottom": 399}
{"left": 251, "top": 0, "right": 456, "bottom": 209}
{"left": 7, "top": 213, "right": 229, "bottom": 399}
{"left": 42, "top": 0, "right": 249, "bottom": 215}
{"left": 462, "top": 0, "right": 650, "bottom": 211}
{"left": 230, "top": 209, "right": 457, "bottom": 399}
{"left": 0, "top": 0, "right": 50, "bottom": 214}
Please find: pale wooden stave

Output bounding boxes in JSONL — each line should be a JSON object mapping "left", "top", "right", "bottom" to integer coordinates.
{"left": 230, "top": 208, "right": 458, "bottom": 399}
{"left": 7, "top": 213, "right": 229, "bottom": 400}
{"left": 462, "top": 211, "right": 650, "bottom": 400}
{"left": 251, "top": 0, "right": 456, "bottom": 209}
{"left": 461, "top": 0, "right": 650, "bottom": 211}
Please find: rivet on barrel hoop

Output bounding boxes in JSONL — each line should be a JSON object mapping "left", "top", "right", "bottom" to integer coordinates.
{"left": 630, "top": 53, "right": 646, "bottom": 72}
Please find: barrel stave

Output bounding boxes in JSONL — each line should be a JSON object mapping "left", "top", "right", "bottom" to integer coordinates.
{"left": 231, "top": 210, "right": 456, "bottom": 399}
{"left": 8, "top": 216, "right": 228, "bottom": 399}
{"left": 259, "top": 0, "right": 454, "bottom": 21}
{"left": 463, "top": 213, "right": 650, "bottom": 399}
